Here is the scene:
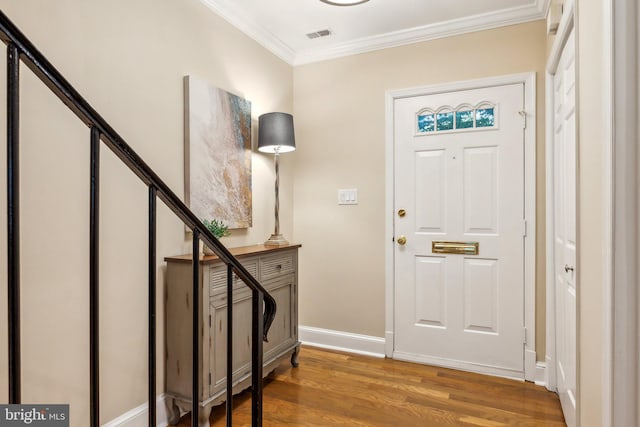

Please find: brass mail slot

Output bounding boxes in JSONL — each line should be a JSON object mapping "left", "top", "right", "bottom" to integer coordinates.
{"left": 432, "top": 241, "right": 479, "bottom": 255}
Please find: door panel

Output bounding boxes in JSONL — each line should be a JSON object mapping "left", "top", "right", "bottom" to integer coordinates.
{"left": 415, "top": 150, "right": 446, "bottom": 232}
{"left": 553, "top": 29, "right": 577, "bottom": 427}
{"left": 394, "top": 83, "right": 525, "bottom": 377}
{"left": 415, "top": 256, "right": 447, "bottom": 327}
{"left": 463, "top": 146, "right": 498, "bottom": 234}
{"left": 463, "top": 258, "right": 498, "bottom": 334}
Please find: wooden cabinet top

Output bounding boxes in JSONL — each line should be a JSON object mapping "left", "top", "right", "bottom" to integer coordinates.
{"left": 164, "top": 243, "right": 301, "bottom": 265}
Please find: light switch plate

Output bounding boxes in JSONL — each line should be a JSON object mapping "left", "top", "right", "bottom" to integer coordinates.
{"left": 338, "top": 189, "right": 358, "bottom": 205}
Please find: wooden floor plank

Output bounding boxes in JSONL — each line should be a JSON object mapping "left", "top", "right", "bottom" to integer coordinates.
{"left": 172, "top": 346, "right": 565, "bottom": 426}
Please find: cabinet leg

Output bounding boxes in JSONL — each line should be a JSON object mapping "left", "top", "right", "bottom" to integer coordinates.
{"left": 291, "top": 345, "right": 300, "bottom": 368}
{"left": 166, "top": 398, "right": 181, "bottom": 426}
{"left": 198, "top": 406, "right": 211, "bottom": 427}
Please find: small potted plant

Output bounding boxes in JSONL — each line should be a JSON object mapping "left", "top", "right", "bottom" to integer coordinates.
{"left": 201, "top": 219, "right": 231, "bottom": 255}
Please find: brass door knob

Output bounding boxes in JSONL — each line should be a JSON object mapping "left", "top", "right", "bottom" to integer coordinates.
{"left": 398, "top": 209, "right": 406, "bottom": 217}
{"left": 397, "top": 235, "right": 407, "bottom": 245}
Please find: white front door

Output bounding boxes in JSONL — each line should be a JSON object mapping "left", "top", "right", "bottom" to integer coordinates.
{"left": 553, "top": 29, "right": 577, "bottom": 427}
{"left": 393, "top": 83, "right": 526, "bottom": 378}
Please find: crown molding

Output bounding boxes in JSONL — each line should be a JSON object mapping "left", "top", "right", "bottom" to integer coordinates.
{"left": 294, "top": 2, "right": 547, "bottom": 65}
{"left": 201, "top": 0, "right": 548, "bottom": 66}
{"left": 199, "top": 0, "right": 296, "bottom": 64}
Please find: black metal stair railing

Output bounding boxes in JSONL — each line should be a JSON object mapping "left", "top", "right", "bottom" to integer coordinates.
{"left": 0, "top": 9, "right": 276, "bottom": 427}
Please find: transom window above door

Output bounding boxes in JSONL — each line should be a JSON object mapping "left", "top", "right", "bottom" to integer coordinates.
{"left": 416, "top": 102, "right": 497, "bottom": 135}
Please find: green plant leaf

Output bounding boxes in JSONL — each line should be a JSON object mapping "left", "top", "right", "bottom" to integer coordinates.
{"left": 202, "top": 218, "right": 231, "bottom": 238}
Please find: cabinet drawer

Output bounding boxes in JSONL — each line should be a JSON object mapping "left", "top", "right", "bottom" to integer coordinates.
{"left": 260, "top": 252, "right": 295, "bottom": 281}
{"left": 209, "top": 260, "right": 258, "bottom": 293}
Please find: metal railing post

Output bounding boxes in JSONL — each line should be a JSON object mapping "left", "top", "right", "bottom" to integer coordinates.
{"left": 226, "top": 265, "right": 233, "bottom": 427}
{"left": 89, "top": 126, "right": 101, "bottom": 426}
{"left": 7, "top": 41, "right": 21, "bottom": 404}
{"left": 148, "top": 186, "right": 157, "bottom": 427}
{"left": 192, "top": 231, "right": 201, "bottom": 427}
{"left": 251, "top": 290, "right": 264, "bottom": 427}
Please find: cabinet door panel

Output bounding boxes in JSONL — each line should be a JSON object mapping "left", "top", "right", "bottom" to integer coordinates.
{"left": 210, "top": 291, "right": 252, "bottom": 395}
{"left": 264, "top": 278, "right": 295, "bottom": 356}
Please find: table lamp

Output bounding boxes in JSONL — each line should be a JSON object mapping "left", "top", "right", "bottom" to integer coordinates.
{"left": 258, "top": 112, "right": 296, "bottom": 246}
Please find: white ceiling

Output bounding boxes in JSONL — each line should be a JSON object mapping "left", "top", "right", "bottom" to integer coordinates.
{"left": 200, "top": 0, "right": 550, "bottom": 65}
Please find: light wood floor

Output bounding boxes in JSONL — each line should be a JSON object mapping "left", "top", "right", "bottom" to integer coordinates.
{"left": 174, "top": 346, "right": 566, "bottom": 426}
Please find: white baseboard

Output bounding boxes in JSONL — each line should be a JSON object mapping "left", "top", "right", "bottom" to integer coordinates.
{"left": 525, "top": 349, "right": 537, "bottom": 381}
{"left": 384, "top": 331, "right": 394, "bottom": 357}
{"left": 545, "top": 355, "right": 557, "bottom": 391}
{"left": 535, "top": 361, "right": 546, "bottom": 387}
{"left": 298, "top": 325, "right": 385, "bottom": 358}
{"left": 102, "top": 394, "right": 168, "bottom": 427}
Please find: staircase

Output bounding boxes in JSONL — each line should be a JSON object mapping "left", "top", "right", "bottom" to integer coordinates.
{"left": 0, "top": 10, "right": 275, "bottom": 427}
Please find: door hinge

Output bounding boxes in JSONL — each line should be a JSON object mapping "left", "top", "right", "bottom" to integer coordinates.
{"left": 522, "top": 219, "right": 527, "bottom": 237}
{"left": 209, "top": 372, "right": 211, "bottom": 385}
{"left": 523, "top": 327, "right": 528, "bottom": 345}
{"left": 518, "top": 110, "right": 527, "bottom": 129}
{"left": 209, "top": 314, "right": 211, "bottom": 328}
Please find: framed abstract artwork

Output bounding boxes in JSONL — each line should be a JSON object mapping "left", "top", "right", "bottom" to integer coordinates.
{"left": 184, "top": 75, "right": 252, "bottom": 228}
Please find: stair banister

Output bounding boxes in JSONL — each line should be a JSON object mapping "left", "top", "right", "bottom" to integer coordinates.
{"left": 1, "top": 9, "right": 275, "bottom": 427}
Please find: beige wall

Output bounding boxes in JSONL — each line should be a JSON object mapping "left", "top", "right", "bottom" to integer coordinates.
{"left": 576, "top": 0, "right": 605, "bottom": 425}
{"left": 0, "top": 0, "right": 293, "bottom": 425}
{"left": 293, "top": 21, "right": 548, "bottom": 359}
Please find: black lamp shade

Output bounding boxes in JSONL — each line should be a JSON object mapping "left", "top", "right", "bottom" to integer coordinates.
{"left": 258, "top": 112, "right": 296, "bottom": 154}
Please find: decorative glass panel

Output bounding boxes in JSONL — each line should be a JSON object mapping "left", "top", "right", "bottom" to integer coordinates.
{"left": 418, "top": 104, "right": 496, "bottom": 135}
{"left": 417, "top": 114, "right": 435, "bottom": 133}
{"left": 475, "top": 108, "right": 495, "bottom": 128}
{"left": 436, "top": 112, "right": 454, "bottom": 131}
{"left": 456, "top": 110, "right": 474, "bottom": 129}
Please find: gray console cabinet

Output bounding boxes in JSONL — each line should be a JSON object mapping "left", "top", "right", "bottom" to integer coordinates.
{"left": 164, "top": 244, "right": 300, "bottom": 427}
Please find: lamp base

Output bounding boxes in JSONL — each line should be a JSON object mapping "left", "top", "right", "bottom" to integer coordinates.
{"left": 264, "top": 234, "right": 290, "bottom": 247}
